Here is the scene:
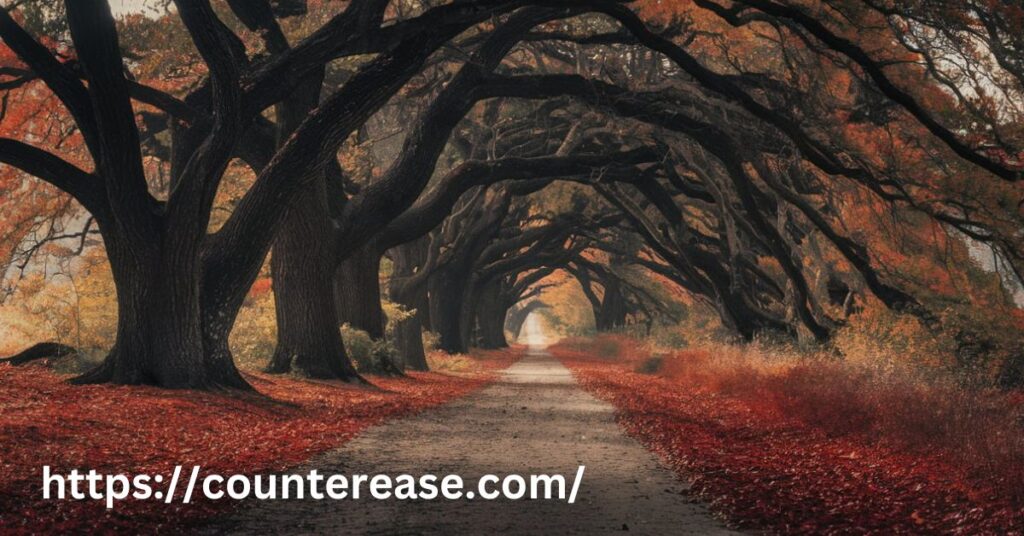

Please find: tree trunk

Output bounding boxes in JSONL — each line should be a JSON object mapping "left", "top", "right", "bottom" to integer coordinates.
{"left": 393, "top": 315, "right": 428, "bottom": 371}
{"left": 430, "top": 266, "right": 469, "bottom": 354}
{"left": 457, "top": 278, "right": 479, "bottom": 352}
{"left": 412, "top": 283, "right": 432, "bottom": 333}
{"left": 596, "top": 278, "right": 628, "bottom": 331}
{"left": 475, "top": 283, "right": 508, "bottom": 349}
{"left": 267, "top": 186, "right": 360, "bottom": 380}
{"left": 334, "top": 246, "right": 386, "bottom": 340}
{"left": 0, "top": 342, "right": 78, "bottom": 366}
{"left": 389, "top": 240, "right": 430, "bottom": 371}
{"left": 264, "top": 68, "right": 358, "bottom": 380}
{"left": 75, "top": 235, "right": 249, "bottom": 389}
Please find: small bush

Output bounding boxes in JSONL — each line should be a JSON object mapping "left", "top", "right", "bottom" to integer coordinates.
{"left": 340, "top": 324, "right": 372, "bottom": 364}
{"left": 340, "top": 324, "right": 399, "bottom": 374}
{"left": 426, "top": 350, "right": 476, "bottom": 372}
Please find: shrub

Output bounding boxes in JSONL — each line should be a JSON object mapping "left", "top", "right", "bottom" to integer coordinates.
{"left": 381, "top": 300, "right": 414, "bottom": 339}
{"left": 340, "top": 324, "right": 400, "bottom": 374}
{"left": 426, "top": 350, "right": 476, "bottom": 372}
{"left": 341, "top": 324, "right": 371, "bottom": 367}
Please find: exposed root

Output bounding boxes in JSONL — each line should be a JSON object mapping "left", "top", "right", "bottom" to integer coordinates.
{"left": 1, "top": 342, "right": 78, "bottom": 366}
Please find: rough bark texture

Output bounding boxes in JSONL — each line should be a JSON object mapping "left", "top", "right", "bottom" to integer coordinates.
{"left": 595, "top": 277, "right": 628, "bottom": 331}
{"left": 393, "top": 315, "right": 428, "bottom": 371}
{"left": 76, "top": 234, "right": 250, "bottom": 389}
{"left": 265, "top": 68, "right": 359, "bottom": 380}
{"left": 475, "top": 282, "right": 509, "bottom": 349}
{"left": 267, "top": 185, "right": 359, "bottom": 380}
{"left": 335, "top": 246, "right": 386, "bottom": 340}
{"left": 430, "top": 265, "right": 471, "bottom": 354}
{"left": 388, "top": 240, "right": 431, "bottom": 371}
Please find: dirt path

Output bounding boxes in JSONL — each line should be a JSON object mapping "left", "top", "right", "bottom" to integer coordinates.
{"left": 206, "top": 348, "right": 736, "bottom": 534}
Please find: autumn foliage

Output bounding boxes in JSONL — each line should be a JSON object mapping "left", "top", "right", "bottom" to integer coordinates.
{"left": 1, "top": 0, "right": 1023, "bottom": 532}
{"left": 0, "top": 351, "right": 516, "bottom": 533}
{"left": 551, "top": 335, "right": 1024, "bottom": 533}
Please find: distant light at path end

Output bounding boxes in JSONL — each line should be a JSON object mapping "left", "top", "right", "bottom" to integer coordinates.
{"left": 521, "top": 312, "right": 554, "bottom": 349}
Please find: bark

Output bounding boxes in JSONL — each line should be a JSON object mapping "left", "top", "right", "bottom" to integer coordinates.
{"left": 596, "top": 277, "right": 628, "bottom": 331}
{"left": 336, "top": 246, "right": 403, "bottom": 376}
{"left": 266, "top": 184, "right": 359, "bottom": 379}
{"left": 392, "top": 315, "right": 427, "bottom": 371}
{"left": 75, "top": 233, "right": 249, "bottom": 389}
{"left": 335, "top": 246, "right": 386, "bottom": 340}
{"left": 430, "top": 265, "right": 471, "bottom": 354}
{"left": 475, "top": 282, "right": 509, "bottom": 349}
{"left": 264, "top": 67, "right": 360, "bottom": 380}
{"left": 389, "top": 239, "right": 431, "bottom": 371}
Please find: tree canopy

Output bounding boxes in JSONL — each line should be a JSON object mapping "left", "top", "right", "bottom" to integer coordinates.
{"left": 1, "top": 0, "right": 1022, "bottom": 388}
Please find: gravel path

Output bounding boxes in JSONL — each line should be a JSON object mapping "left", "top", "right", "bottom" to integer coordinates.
{"left": 205, "top": 348, "right": 737, "bottom": 534}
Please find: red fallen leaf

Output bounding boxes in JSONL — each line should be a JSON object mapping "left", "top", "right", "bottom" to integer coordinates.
{"left": 550, "top": 343, "right": 1024, "bottom": 534}
{"left": 0, "top": 350, "right": 519, "bottom": 533}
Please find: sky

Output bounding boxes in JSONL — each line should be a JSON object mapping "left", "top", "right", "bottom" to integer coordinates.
{"left": 108, "top": 0, "right": 162, "bottom": 17}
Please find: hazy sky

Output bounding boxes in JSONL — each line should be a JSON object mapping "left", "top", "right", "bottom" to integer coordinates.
{"left": 108, "top": 0, "right": 163, "bottom": 17}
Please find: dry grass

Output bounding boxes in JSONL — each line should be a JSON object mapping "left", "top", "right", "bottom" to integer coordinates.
{"left": 425, "top": 351, "right": 479, "bottom": 372}
{"left": 561, "top": 334, "right": 1024, "bottom": 499}
{"left": 424, "top": 347, "right": 522, "bottom": 374}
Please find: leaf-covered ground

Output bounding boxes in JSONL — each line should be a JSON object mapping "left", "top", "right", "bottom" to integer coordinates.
{"left": 0, "top": 351, "right": 516, "bottom": 534}
{"left": 551, "top": 345, "right": 1024, "bottom": 535}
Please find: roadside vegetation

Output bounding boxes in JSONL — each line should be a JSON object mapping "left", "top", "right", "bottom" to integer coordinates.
{"left": 552, "top": 331, "right": 1024, "bottom": 533}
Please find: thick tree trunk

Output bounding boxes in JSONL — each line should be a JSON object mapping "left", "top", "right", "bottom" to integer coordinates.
{"left": 389, "top": 240, "right": 430, "bottom": 371}
{"left": 335, "top": 246, "right": 404, "bottom": 375}
{"left": 334, "top": 246, "right": 386, "bottom": 340}
{"left": 430, "top": 266, "right": 469, "bottom": 354}
{"left": 75, "top": 235, "right": 250, "bottom": 389}
{"left": 264, "top": 68, "right": 358, "bottom": 380}
{"left": 596, "top": 278, "right": 628, "bottom": 331}
{"left": 475, "top": 283, "right": 508, "bottom": 349}
{"left": 393, "top": 315, "right": 428, "bottom": 371}
{"left": 267, "top": 185, "right": 359, "bottom": 380}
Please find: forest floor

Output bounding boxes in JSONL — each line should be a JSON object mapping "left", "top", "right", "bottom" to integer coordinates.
{"left": 204, "top": 348, "right": 735, "bottom": 535}
{"left": 0, "top": 350, "right": 514, "bottom": 534}
{"left": 552, "top": 340, "right": 1024, "bottom": 534}
{"left": 8, "top": 341, "right": 1017, "bottom": 534}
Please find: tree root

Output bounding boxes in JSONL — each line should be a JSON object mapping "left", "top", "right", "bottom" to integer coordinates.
{"left": 0, "top": 342, "right": 78, "bottom": 366}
